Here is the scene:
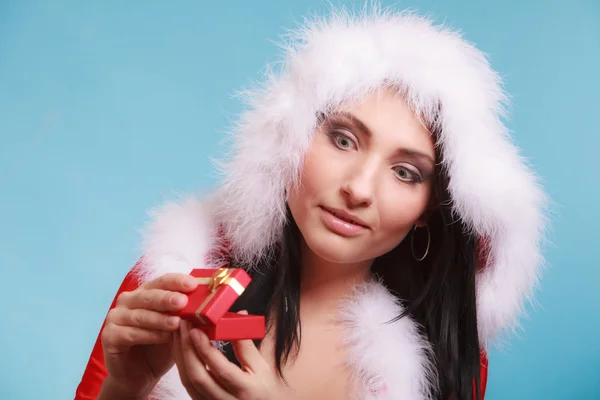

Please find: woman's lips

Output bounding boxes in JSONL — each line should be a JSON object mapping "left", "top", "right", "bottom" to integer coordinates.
{"left": 319, "top": 206, "right": 369, "bottom": 237}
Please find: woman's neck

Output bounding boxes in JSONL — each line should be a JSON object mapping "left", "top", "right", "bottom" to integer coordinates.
{"left": 298, "top": 239, "right": 373, "bottom": 322}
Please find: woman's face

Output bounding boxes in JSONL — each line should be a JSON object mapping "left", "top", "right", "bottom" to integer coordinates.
{"left": 287, "top": 88, "right": 436, "bottom": 265}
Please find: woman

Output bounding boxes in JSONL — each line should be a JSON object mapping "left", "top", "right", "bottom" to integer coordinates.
{"left": 75, "top": 7, "right": 548, "bottom": 400}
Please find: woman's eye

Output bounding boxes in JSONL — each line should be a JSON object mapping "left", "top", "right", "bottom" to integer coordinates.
{"left": 393, "top": 165, "right": 423, "bottom": 183}
{"left": 330, "top": 131, "right": 357, "bottom": 150}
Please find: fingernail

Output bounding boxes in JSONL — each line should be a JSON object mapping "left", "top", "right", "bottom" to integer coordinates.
{"left": 238, "top": 309, "right": 249, "bottom": 315}
{"left": 190, "top": 328, "right": 201, "bottom": 343}
{"left": 182, "top": 277, "right": 197, "bottom": 290}
{"left": 167, "top": 316, "right": 180, "bottom": 327}
{"left": 171, "top": 294, "right": 186, "bottom": 306}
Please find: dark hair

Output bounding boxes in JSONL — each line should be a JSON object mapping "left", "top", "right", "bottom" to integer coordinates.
{"left": 225, "top": 135, "right": 481, "bottom": 400}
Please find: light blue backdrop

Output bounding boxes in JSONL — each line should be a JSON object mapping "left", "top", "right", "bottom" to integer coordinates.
{"left": 1, "top": 1, "right": 598, "bottom": 399}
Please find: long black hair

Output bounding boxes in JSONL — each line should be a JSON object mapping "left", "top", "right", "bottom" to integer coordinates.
{"left": 224, "top": 133, "right": 481, "bottom": 400}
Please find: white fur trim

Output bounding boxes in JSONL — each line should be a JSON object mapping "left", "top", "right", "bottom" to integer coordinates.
{"left": 151, "top": 367, "right": 191, "bottom": 400}
{"left": 134, "top": 196, "right": 220, "bottom": 283}
{"left": 211, "top": 6, "right": 548, "bottom": 344}
{"left": 337, "top": 279, "right": 436, "bottom": 400}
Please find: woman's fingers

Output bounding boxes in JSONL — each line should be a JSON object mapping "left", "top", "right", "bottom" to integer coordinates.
{"left": 109, "top": 307, "right": 181, "bottom": 331}
{"left": 142, "top": 273, "right": 198, "bottom": 292}
{"left": 115, "top": 272, "right": 197, "bottom": 313}
{"left": 102, "top": 324, "right": 171, "bottom": 352}
{"left": 102, "top": 272, "right": 198, "bottom": 355}
{"left": 173, "top": 329, "right": 199, "bottom": 396}
{"left": 180, "top": 322, "right": 234, "bottom": 400}
{"left": 117, "top": 288, "right": 189, "bottom": 313}
{"left": 230, "top": 310, "right": 267, "bottom": 375}
{"left": 188, "top": 325, "right": 249, "bottom": 394}
{"left": 231, "top": 339, "right": 265, "bottom": 375}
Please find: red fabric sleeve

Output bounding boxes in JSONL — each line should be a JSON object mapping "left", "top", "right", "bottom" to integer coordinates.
{"left": 479, "top": 350, "right": 488, "bottom": 399}
{"left": 74, "top": 264, "right": 142, "bottom": 400}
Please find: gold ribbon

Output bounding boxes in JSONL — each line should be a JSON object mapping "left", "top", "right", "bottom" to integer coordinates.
{"left": 194, "top": 268, "right": 245, "bottom": 324}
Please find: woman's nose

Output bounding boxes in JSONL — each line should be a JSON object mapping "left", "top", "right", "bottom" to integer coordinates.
{"left": 340, "top": 164, "right": 376, "bottom": 208}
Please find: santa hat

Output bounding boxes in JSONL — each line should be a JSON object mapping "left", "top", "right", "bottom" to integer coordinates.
{"left": 143, "top": 6, "right": 549, "bottom": 348}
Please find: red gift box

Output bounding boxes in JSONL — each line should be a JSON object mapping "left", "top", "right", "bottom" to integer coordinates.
{"left": 180, "top": 267, "right": 250, "bottom": 326}
{"left": 198, "top": 312, "right": 265, "bottom": 341}
{"left": 179, "top": 267, "right": 265, "bottom": 340}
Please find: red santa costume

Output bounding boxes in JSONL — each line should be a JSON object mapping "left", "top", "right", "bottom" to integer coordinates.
{"left": 75, "top": 6, "right": 548, "bottom": 400}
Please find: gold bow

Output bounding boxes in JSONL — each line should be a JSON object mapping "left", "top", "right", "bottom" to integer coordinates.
{"left": 194, "top": 268, "right": 245, "bottom": 324}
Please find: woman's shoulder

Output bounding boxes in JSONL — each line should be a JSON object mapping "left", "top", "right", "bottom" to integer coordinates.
{"left": 136, "top": 195, "right": 223, "bottom": 283}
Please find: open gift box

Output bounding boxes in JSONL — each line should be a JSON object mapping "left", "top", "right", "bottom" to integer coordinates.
{"left": 178, "top": 267, "right": 265, "bottom": 341}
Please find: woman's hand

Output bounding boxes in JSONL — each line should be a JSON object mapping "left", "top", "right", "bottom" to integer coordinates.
{"left": 173, "top": 315, "right": 277, "bottom": 400}
{"left": 100, "top": 273, "right": 198, "bottom": 398}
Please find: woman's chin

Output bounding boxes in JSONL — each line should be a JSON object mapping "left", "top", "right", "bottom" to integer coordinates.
{"left": 303, "top": 230, "right": 371, "bottom": 264}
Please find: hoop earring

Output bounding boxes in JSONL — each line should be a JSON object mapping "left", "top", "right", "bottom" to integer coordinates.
{"left": 411, "top": 225, "right": 430, "bottom": 261}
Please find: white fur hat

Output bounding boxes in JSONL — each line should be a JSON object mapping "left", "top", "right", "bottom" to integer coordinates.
{"left": 195, "top": 7, "right": 549, "bottom": 346}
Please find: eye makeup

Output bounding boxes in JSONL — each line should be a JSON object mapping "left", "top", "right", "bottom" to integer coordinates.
{"left": 321, "top": 112, "right": 435, "bottom": 184}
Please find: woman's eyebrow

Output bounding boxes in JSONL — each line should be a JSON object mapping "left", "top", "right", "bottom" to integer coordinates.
{"left": 394, "top": 148, "right": 435, "bottom": 165}
{"left": 330, "top": 111, "right": 435, "bottom": 165}
{"left": 330, "top": 111, "right": 373, "bottom": 137}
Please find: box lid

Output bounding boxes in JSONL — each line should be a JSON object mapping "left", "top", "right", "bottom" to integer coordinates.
{"left": 179, "top": 267, "right": 251, "bottom": 326}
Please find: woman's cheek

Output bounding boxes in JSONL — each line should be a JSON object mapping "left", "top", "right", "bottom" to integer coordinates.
{"left": 303, "top": 146, "right": 344, "bottom": 194}
{"left": 377, "top": 196, "right": 424, "bottom": 239}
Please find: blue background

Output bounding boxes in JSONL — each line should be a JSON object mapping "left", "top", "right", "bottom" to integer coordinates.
{"left": 1, "top": 1, "right": 598, "bottom": 399}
